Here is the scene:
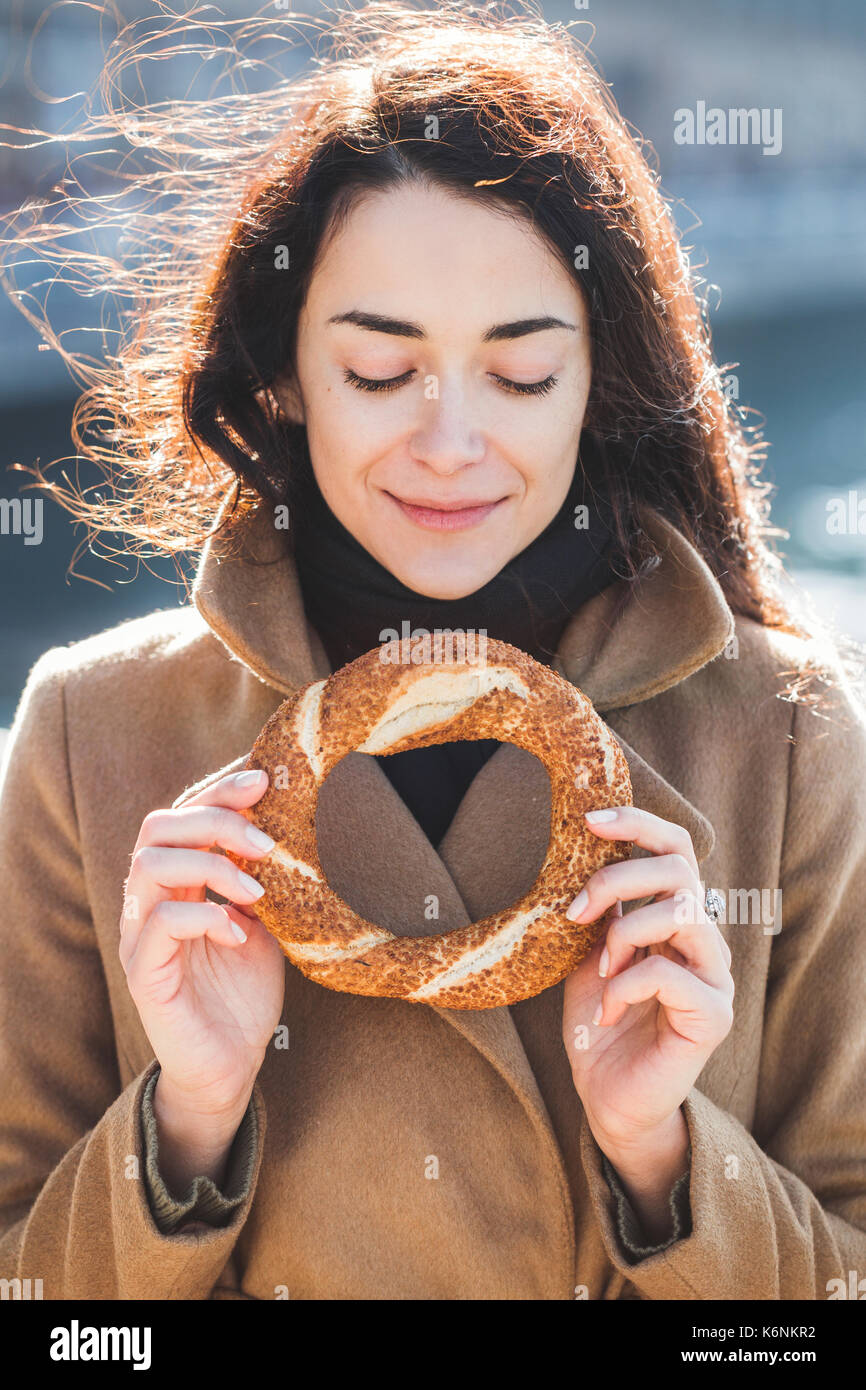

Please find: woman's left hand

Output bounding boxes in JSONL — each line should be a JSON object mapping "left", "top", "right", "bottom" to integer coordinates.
{"left": 561, "top": 805, "right": 734, "bottom": 1175}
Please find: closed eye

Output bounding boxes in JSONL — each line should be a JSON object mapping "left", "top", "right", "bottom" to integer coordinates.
{"left": 343, "top": 367, "right": 415, "bottom": 394}
{"left": 490, "top": 372, "right": 559, "bottom": 397}
{"left": 343, "top": 367, "right": 559, "bottom": 397}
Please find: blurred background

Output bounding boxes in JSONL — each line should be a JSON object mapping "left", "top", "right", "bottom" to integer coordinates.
{"left": 1, "top": 0, "right": 865, "bottom": 760}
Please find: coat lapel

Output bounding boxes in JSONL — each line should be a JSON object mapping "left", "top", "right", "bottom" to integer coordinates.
{"left": 184, "top": 492, "right": 733, "bottom": 1194}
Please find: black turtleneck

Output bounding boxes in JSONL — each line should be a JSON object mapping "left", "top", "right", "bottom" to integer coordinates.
{"left": 290, "top": 456, "right": 618, "bottom": 849}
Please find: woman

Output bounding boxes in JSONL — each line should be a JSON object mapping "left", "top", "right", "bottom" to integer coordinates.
{"left": 1, "top": 2, "right": 864, "bottom": 1301}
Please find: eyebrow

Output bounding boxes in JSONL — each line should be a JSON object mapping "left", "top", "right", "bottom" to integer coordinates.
{"left": 326, "top": 310, "right": 577, "bottom": 342}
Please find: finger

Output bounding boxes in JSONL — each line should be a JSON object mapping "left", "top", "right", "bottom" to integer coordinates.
{"left": 176, "top": 767, "right": 269, "bottom": 813}
{"left": 670, "top": 892, "right": 733, "bottom": 971}
{"left": 227, "top": 901, "right": 264, "bottom": 923}
{"left": 136, "top": 805, "right": 276, "bottom": 858}
{"left": 594, "top": 954, "right": 735, "bottom": 1043}
{"left": 669, "top": 884, "right": 732, "bottom": 970}
{"left": 583, "top": 804, "right": 700, "bottom": 880}
{"left": 121, "top": 845, "right": 265, "bottom": 955}
{"left": 602, "top": 896, "right": 732, "bottom": 990}
{"left": 123, "top": 899, "right": 245, "bottom": 982}
{"left": 594, "top": 899, "right": 625, "bottom": 978}
{"left": 567, "top": 852, "right": 700, "bottom": 924}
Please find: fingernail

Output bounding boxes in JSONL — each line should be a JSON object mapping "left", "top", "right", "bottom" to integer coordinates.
{"left": 245, "top": 823, "right": 275, "bottom": 851}
{"left": 236, "top": 769, "right": 266, "bottom": 786}
{"left": 567, "top": 889, "right": 589, "bottom": 920}
{"left": 586, "top": 809, "right": 618, "bottom": 823}
{"left": 230, "top": 919, "right": 248, "bottom": 943}
{"left": 238, "top": 871, "right": 265, "bottom": 898}
{"left": 592, "top": 1002, "right": 604, "bottom": 1026}
{"left": 598, "top": 946, "right": 609, "bottom": 978}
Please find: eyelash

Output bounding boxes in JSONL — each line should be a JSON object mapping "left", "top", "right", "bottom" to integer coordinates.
{"left": 342, "top": 368, "right": 559, "bottom": 397}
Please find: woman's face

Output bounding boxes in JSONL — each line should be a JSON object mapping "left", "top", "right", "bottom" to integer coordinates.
{"left": 276, "top": 182, "right": 592, "bottom": 599}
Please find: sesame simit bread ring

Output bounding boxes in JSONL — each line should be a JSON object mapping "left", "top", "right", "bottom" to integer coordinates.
{"left": 226, "top": 633, "right": 632, "bottom": 1009}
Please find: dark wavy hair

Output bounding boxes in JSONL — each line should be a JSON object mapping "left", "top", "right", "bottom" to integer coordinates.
{"left": 1, "top": 0, "right": 853, "bottom": 699}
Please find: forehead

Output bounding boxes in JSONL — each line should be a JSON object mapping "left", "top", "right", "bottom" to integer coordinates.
{"left": 304, "top": 183, "right": 587, "bottom": 334}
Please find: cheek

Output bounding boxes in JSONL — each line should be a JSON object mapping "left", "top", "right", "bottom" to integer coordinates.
{"left": 303, "top": 391, "right": 392, "bottom": 503}
{"left": 305, "top": 382, "right": 361, "bottom": 454}
{"left": 321, "top": 374, "right": 406, "bottom": 435}
{"left": 494, "top": 396, "right": 584, "bottom": 476}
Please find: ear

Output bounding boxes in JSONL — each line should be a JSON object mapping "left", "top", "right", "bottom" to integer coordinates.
{"left": 272, "top": 371, "right": 306, "bottom": 426}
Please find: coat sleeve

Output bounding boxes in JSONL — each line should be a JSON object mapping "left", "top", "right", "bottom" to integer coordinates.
{"left": 578, "top": 683, "right": 866, "bottom": 1299}
{"left": 0, "top": 650, "right": 267, "bottom": 1299}
{"left": 141, "top": 1068, "right": 260, "bottom": 1234}
{"left": 603, "top": 1154, "right": 692, "bottom": 1260}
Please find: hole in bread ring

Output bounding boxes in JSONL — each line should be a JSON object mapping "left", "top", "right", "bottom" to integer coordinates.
{"left": 226, "top": 635, "right": 633, "bottom": 1009}
{"left": 315, "top": 739, "right": 549, "bottom": 939}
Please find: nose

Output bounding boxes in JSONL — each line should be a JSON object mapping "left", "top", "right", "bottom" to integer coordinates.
{"left": 408, "top": 371, "right": 486, "bottom": 475}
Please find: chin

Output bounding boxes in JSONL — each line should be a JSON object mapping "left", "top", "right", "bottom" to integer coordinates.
{"left": 394, "top": 561, "right": 499, "bottom": 600}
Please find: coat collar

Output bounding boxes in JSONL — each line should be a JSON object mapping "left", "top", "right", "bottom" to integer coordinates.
{"left": 192, "top": 491, "right": 735, "bottom": 714}
{"left": 186, "top": 491, "right": 734, "bottom": 1281}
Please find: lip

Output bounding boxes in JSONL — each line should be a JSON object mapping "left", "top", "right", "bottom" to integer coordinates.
{"left": 385, "top": 491, "right": 506, "bottom": 532}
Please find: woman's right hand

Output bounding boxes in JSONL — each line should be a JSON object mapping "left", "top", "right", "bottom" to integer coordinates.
{"left": 119, "top": 768, "right": 285, "bottom": 1185}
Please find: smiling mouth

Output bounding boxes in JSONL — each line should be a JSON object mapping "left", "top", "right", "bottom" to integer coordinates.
{"left": 385, "top": 491, "right": 507, "bottom": 532}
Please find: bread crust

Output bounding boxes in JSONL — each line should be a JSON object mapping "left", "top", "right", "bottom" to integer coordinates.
{"left": 226, "top": 634, "right": 632, "bottom": 1008}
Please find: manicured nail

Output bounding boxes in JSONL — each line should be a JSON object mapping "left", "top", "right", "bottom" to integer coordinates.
{"left": 236, "top": 769, "right": 266, "bottom": 786}
{"left": 598, "top": 946, "right": 609, "bottom": 978}
{"left": 586, "top": 808, "right": 618, "bottom": 823}
{"left": 238, "top": 871, "right": 265, "bottom": 898}
{"left": 567, "top": 889, "right": 589, "bottom": 920}
{"left": 592, "top": 1002, "right": 604, "bottom": 1026}
{"left": 230, "top": 919, "right": 248, "bottom": 943}
{"left": 245, "top": 823, "right": 275, "bottom": 851}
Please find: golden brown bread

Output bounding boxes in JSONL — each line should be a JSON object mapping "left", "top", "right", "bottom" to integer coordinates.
{"left": 226, "top": 633, "right": 632, "bottom": 1008}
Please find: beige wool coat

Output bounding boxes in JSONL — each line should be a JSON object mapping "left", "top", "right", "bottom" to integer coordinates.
{"left": 1, "top": 495, "right": 865, "bottom": 1301}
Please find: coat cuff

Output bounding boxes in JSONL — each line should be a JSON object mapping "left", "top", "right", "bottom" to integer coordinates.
{"left": 141, "top": 1066, "right": 260, "bottom": 1235}
{"left": 581, "top": 1086, "right": 778, "bottom": 1298}
{"left": 601, "top": 1150, "right": 692, "bottom": 1261}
